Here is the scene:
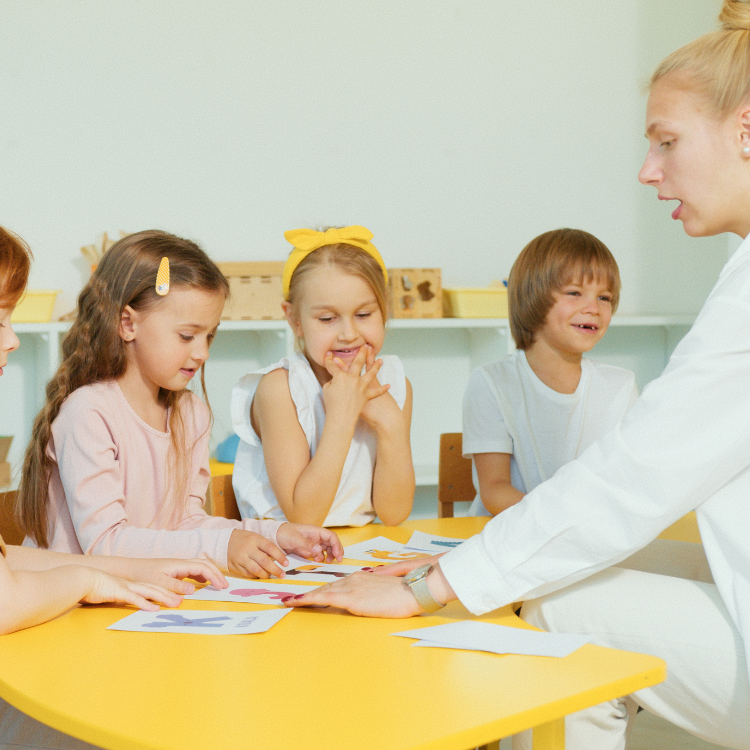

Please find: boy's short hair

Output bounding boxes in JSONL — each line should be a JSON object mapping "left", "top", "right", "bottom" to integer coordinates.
{"left": 508, "top": 228, "right": 621, "bottom": 351}
{"left": 0, "top": 226, "right": 32, "bottom": 308}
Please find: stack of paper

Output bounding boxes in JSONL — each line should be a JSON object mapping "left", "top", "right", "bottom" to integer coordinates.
{"left": 392, "top": 621, "right": 589, "bottom": 658}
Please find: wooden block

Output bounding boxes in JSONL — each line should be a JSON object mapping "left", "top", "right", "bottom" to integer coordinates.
{"left": 388, "top": 268, "right": 442, "bottom": 318}
{"left": 217, "top": 262, "right": 285, "bottom": 320}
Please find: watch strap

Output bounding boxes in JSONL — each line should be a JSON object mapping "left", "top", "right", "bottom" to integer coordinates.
{"left": 404, "top": 564, "right": 444, "bottom": 614}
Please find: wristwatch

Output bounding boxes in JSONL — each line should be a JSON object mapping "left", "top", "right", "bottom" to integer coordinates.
{"left": 403, "top": 564, "right": 445, "bottom": 614}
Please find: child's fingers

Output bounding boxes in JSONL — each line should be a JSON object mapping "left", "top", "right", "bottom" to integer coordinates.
{"left": 181, "top": 559, "right": 227, "bottom": 588}
{"left": 323, "top": 351, "right": 343, "bottom": 377}
{"left": 243, "top": 538, "right": 288, "bottom": 579}
{"left": 365, "top": 345, "right": 376, "bottom": 372}
{"left": 353, "top": 345, "right": 369, "bottom": 366}
{"left": 127, "top": 582, "right": 183, "bottom": 609}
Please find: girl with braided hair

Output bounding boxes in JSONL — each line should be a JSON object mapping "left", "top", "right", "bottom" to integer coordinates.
{"left": 17, "top": 230, "right": 341, "bottom": 579}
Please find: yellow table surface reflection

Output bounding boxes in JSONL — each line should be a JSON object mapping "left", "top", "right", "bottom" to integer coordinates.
{"left": 0, "top": 518, "right": 665, "bottom": 750}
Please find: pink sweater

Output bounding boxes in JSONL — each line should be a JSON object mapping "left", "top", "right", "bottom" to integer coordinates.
{"left": 24, "top": 381, "right": 282, "bottom": 568}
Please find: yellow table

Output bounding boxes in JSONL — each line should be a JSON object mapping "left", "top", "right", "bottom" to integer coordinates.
{"left": 0, "top": 518, "right": 665, "bottom": 750}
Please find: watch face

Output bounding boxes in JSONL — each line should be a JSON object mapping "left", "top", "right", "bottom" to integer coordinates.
{"left": 406, "top": 565, "right": 430, "bottom": 585}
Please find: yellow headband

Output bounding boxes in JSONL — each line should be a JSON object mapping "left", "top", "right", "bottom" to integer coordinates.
{"left": 282, "top": 226, "right": 388, "bottom": 299}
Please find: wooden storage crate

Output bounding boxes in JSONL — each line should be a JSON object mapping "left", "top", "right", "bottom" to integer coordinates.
{"left": 0, "top": 436, "right": 12, "bottom": 488}
{"left": 388, "top": 268, "right": 442, "bottom": 318}
{"left": 218, "top": 262, "right": 285, "bottom": 320}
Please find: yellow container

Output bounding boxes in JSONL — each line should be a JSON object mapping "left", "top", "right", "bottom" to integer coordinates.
{"left": 10, "top": 290, "right": 60, "bottom": 323}
{"left": 443, "top": 287, "right": 508, "bottom": 318}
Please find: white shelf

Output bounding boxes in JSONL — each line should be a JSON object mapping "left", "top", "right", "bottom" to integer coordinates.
{"left": 5, "top": 314, "right": 695, "bottom": 490}
{"left": 11, "top": 314, "right": 696, "bottom": 336}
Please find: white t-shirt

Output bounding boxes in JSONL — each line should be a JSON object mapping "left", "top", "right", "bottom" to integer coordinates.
{"left": 441, "top": 232, "right": 750, "bottom": 683}
{"left": 231, "top": 352, "right": 407, "bottom": 527}
{"left": 462, "top": 351, "right": 638, "bottom": 515}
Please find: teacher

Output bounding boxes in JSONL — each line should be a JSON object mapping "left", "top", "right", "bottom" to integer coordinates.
{"left": 288, "top": 2, "right": 750, "bottom": 748}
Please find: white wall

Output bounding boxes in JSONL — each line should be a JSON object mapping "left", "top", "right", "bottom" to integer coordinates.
{"left": 0, "top": 0, "right": 725, "bottom": 320}
{"left": 0, "top": 0, "right": 730, "bottom": 494}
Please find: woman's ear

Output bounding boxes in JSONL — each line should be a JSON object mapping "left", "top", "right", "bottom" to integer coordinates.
{"left": 119, "top": 305, "right": 137, "bottom": 342}
{"left": 282, "top": 300, "right": 303, "bottom": 337}
{"left": 738, "top": 103, "right": 750, "bottom": 153}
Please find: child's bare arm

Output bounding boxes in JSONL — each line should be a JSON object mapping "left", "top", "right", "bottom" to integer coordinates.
{"left": 368, "top": 377, "right": 415, "bottom": 526}
{"left": 0, "top": 554, "right": 183, "bottom": 635}
{"left": 473, "top": 452, "right": 524, "bottom": 514}
{"left": 257, "top": 348, "right": 386, "bottom": 526}
{"left": 254, "top": 368, "right": 351, "bottom": 526}
{"left": 5, "top": 546, "right": 227, "bottom": 594}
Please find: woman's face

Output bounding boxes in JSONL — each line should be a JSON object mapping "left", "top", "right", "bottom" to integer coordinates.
{"left": 639, "top": 75, "right": 750, "bottom": 238}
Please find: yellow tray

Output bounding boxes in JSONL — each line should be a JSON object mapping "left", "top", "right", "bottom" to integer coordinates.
{"left": 11, "top": 290, "right": 60, "bottom": 323}
{"left": 443, "top": 287, "right": 508, "bottom": 318}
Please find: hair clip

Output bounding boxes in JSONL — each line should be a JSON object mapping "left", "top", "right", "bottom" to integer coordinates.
{"left": 155, "top": 257, "right": 170, "bottom": 296}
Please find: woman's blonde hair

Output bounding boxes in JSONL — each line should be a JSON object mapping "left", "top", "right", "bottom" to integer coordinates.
{"left": 509, "top": 228, "right": 620, "bottom": 351}
{"left": 651, "top": 0, "right": 750, "bottom": 117}
{"left": 0, "top": 227, "right": 32, "bottom": 308}
{"left": 286, "top": 241, "right": 388, "bottom": 352}
{"left": 17, "top": 230, "right": 229, "bottom": 548}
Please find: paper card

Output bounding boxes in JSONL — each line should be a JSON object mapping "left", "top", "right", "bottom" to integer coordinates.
{"left": 185, "top": 577, "right": 320, "bottom": 605}
{"left": 343, "top": 536, "right": 434, "bottom": 564}
{"left": 280, "top": 553, "right": 352, "bottom": 570}
{"left": 392, "top": 621, "right": 589, "bottom": 658}
{"left": 108, "top": 608, "right": 291, "bottom": 635}
{"left": 404, "top": 530, "right": 465, "bottom": 553}
{"left": 282, "top": 561, "right": 385, "bottom": 583}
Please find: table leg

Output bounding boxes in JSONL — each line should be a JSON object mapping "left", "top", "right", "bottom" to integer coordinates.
{"left": 532, "top": 717, "right": 565, "bottom": 750}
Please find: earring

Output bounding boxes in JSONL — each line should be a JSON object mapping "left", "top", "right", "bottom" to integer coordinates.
{"left": 743, "top": 146, "right": 750, "bottom": 156}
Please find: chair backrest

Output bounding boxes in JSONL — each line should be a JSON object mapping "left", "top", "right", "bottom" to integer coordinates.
{"left": 207, "top": 474, "right": 241, "bottom": 521}
{"left": 437, "top": 433, "right": 476, "bottom": 518}
{"left": 0, "top": 491, "right": 25, "bottom": 546}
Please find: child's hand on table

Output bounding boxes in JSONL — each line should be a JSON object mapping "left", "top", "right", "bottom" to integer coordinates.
{"left": 276, "top": 523, "right": 343, "bottom": 563}
{"left": 82, "top": 568, "right": 185, "bottom": 611}
{"left": 121, "top": 557, "right": 228, "bottom": 595}
{"left": 227, "top": 529, "right": 289, "bottom": 579}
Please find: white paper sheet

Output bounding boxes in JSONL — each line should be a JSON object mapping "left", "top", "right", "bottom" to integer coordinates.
{"left": 108, "top": 608, "right": 291, "bottom": 635}
{"left": 392, "top": 621, "right": 589, "bottom": 658}
{"left": 404, "top": 530, "right": 465, "bottom": 553}
{"left": 343, "top": 536, "right": 434, "bottom": 563}
{"left": 185, "top": 577, "right": 319, "bottom": 605}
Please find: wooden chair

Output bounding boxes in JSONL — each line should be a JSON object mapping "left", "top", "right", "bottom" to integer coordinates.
{"left": 207, "top": 474, "right": 241, "bottom": 521}
{"left": 0, "top": 490, "right": 25, "bottom": 545}
{"left": 438, "top": 433, "right": 476, "bottom": 518}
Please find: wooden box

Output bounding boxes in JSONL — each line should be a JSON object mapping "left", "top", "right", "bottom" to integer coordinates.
{"left": 218, "top": 262, "right": 285, "bottom": 321}
{"left": 388, "top": 268, "right": 442, "bottom": 318}
{"left": 0, "top": 436, "right": 12, "bottom": 488}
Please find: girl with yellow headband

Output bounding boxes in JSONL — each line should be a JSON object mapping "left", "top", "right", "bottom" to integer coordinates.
{"left": 231, "top": 226, "right": 415, "bottom": 527}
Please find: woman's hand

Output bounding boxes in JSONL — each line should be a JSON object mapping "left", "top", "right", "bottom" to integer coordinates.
{"left": 285, "top": 571, "right": 424, "bottom": 617}
{"left": 276, "top": 523, "right": 343, "bottom": 562}
{"left": 227, "top": 529, "right": 289, "bottom": 579}
{"left": 373, "top": 554, "right": 445, "bottom": 577}
{"left": 120, "top": 558, "right": 228, "bottom": 595}
{"left": 82, "top": 569, "right": 184, "bottom": 611}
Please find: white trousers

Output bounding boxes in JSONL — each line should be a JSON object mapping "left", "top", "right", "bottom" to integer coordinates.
{"left": 513, "top": 556, "right": 750, "bottom": 750}
{"left": 0, "top": 698, "right": 101, "bottom": 750}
